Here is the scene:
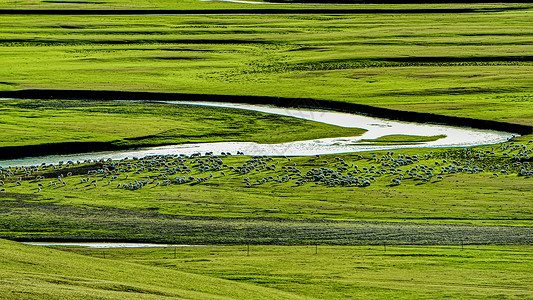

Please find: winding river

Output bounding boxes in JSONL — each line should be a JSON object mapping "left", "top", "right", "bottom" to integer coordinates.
{"left": 0, "top": 101, "right": 516, "bottom": 167}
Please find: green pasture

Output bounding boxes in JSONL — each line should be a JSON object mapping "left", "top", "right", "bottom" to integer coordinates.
{"left": 0, "top": 238, "right": 303, "bottom": 299}
{"left": 2, "top": 238, "right": 532, "bottom": 299}
{"left": 2, "top": 0, "right": 530, "bottom": 11}
{"left": 0, "top": 10, "right": 532, "bottom": 125}
{"left": 1, "top": 143, "right": 532, "bottom": 245}
{"left": 3, "top": 156, "right": 532, "bottom": 227}
{"left": 0, "top": 100, "right": 365, "bottom": 148}
{"left": 0, "top": 4, "right": 527, "bottom": 237}
{"left": 0, "top": 4, "right": 532, "bottom": 298}
{"left": 52, "top": 243, "right": 533, "bottom": 299}
{"left": 0, "top": 0, "right": 243, "bottom": 10}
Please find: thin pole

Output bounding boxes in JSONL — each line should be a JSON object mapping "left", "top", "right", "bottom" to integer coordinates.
{"left": 247, "top": 244, "right": 250, "bottom": 256}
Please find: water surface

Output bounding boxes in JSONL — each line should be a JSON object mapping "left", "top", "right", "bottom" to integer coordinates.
{"left": 23, "top": 242, "right": 217, "bottom": 248}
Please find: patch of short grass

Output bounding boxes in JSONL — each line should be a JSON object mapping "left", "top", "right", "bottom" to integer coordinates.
{"left": 0, "top": 99, "right": 365, "bottom": 148}
{"left": 61, "top": 244, "right": 533, "bottom": 299}
{"left": 0, "top": 238, "right": 303, "bottom": 299}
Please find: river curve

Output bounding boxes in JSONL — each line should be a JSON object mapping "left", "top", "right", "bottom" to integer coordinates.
{"left": 0, "top": 101, "right": 516, "bottom": 167}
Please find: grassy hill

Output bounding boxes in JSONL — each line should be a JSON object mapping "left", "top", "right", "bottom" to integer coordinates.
{"left": 0, "top": 238, "right": 306, "bottom": 299}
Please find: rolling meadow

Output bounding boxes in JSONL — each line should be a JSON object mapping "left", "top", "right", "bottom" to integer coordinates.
{"left": 0, "top": 1, "right": 532, "bottom": 298}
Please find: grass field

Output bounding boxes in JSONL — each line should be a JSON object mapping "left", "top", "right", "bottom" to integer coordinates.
{"left": 0, "top": 8, "right": 532, "bottom": 125}
{"left": 50, "top": 243, "right": 533, "bottom": 299}
{"left": 2, "top": 238, "right": 532, "bottom": 299}
{"left": 0, "top": 99, "right": 365, "bottom": 149}
{"left": 0, "top": 2, "right": 532, "bottom": 298}
{"left": 2, "top": 0, "right": 530, "bottom": 10}
{"left": 1, "top": 143, "right": 532, "bottom": 244}
{"left": 0, "top": 238, "right": 304, "bottom": 299}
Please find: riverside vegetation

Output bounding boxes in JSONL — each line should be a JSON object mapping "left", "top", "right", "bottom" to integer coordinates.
{"left": 0, "top": 99, "right": 366, "bottom": 149}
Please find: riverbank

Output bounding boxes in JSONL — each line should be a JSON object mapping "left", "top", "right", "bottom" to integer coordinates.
{"left": 3, "top": 90, "right": 530, "bottom": 135}
{"left": 0, "top": 97, "right": 370, "bottom": 160}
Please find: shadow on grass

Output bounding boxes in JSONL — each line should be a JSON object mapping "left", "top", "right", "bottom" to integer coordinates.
{"left": 2, "top": 199, "right": 533, "bottom": 245}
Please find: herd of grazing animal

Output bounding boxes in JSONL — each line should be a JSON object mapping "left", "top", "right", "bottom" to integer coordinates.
{"left": 0, "top": 140, "right": 531, "bottom": 194}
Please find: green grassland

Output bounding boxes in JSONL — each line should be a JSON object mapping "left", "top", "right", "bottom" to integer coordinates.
{"left": 0, "top": 10, "right": 532, "bottom": 126}
{"left": 2, "top": 238, "right": 533, "bottom": 299}
{"left": 0, "top": 0, "right": 244, "bottom": 10}
{"left": 0, "top": 0, "right": 331, "bottom": 10}
{"left": 0, "top": 3, "right": 532, "bottom": 299}
{"left": 0, "top": 238, "right": 304, "bottom": 299}
{"left": 0, "top": 99, "right": 365, "bottom": 148}
{"left": 48, "top": 243, "right": 533, "bottom": 299}
{"left": 1, "top": 142, "right": 532, "bottom": 245}
{"left": 2, "top": 0, "right": 530, "bottom": 11}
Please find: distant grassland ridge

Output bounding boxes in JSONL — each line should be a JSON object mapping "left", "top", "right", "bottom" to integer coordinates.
{"left": 0, "top": 11, "right": 530, "bottom": 129}
{"left": 0, "top": 7, "right": 527, "bottom": 15}
{"left": 246, "top": 56, "right": 533, "bottom": 74}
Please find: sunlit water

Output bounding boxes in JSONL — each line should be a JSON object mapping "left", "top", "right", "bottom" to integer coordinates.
{"left": 22, "top": 242, "right": 217, "bottom": 248}
{"left": 0, "top": 101, "right": 515, "bottom": 167}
